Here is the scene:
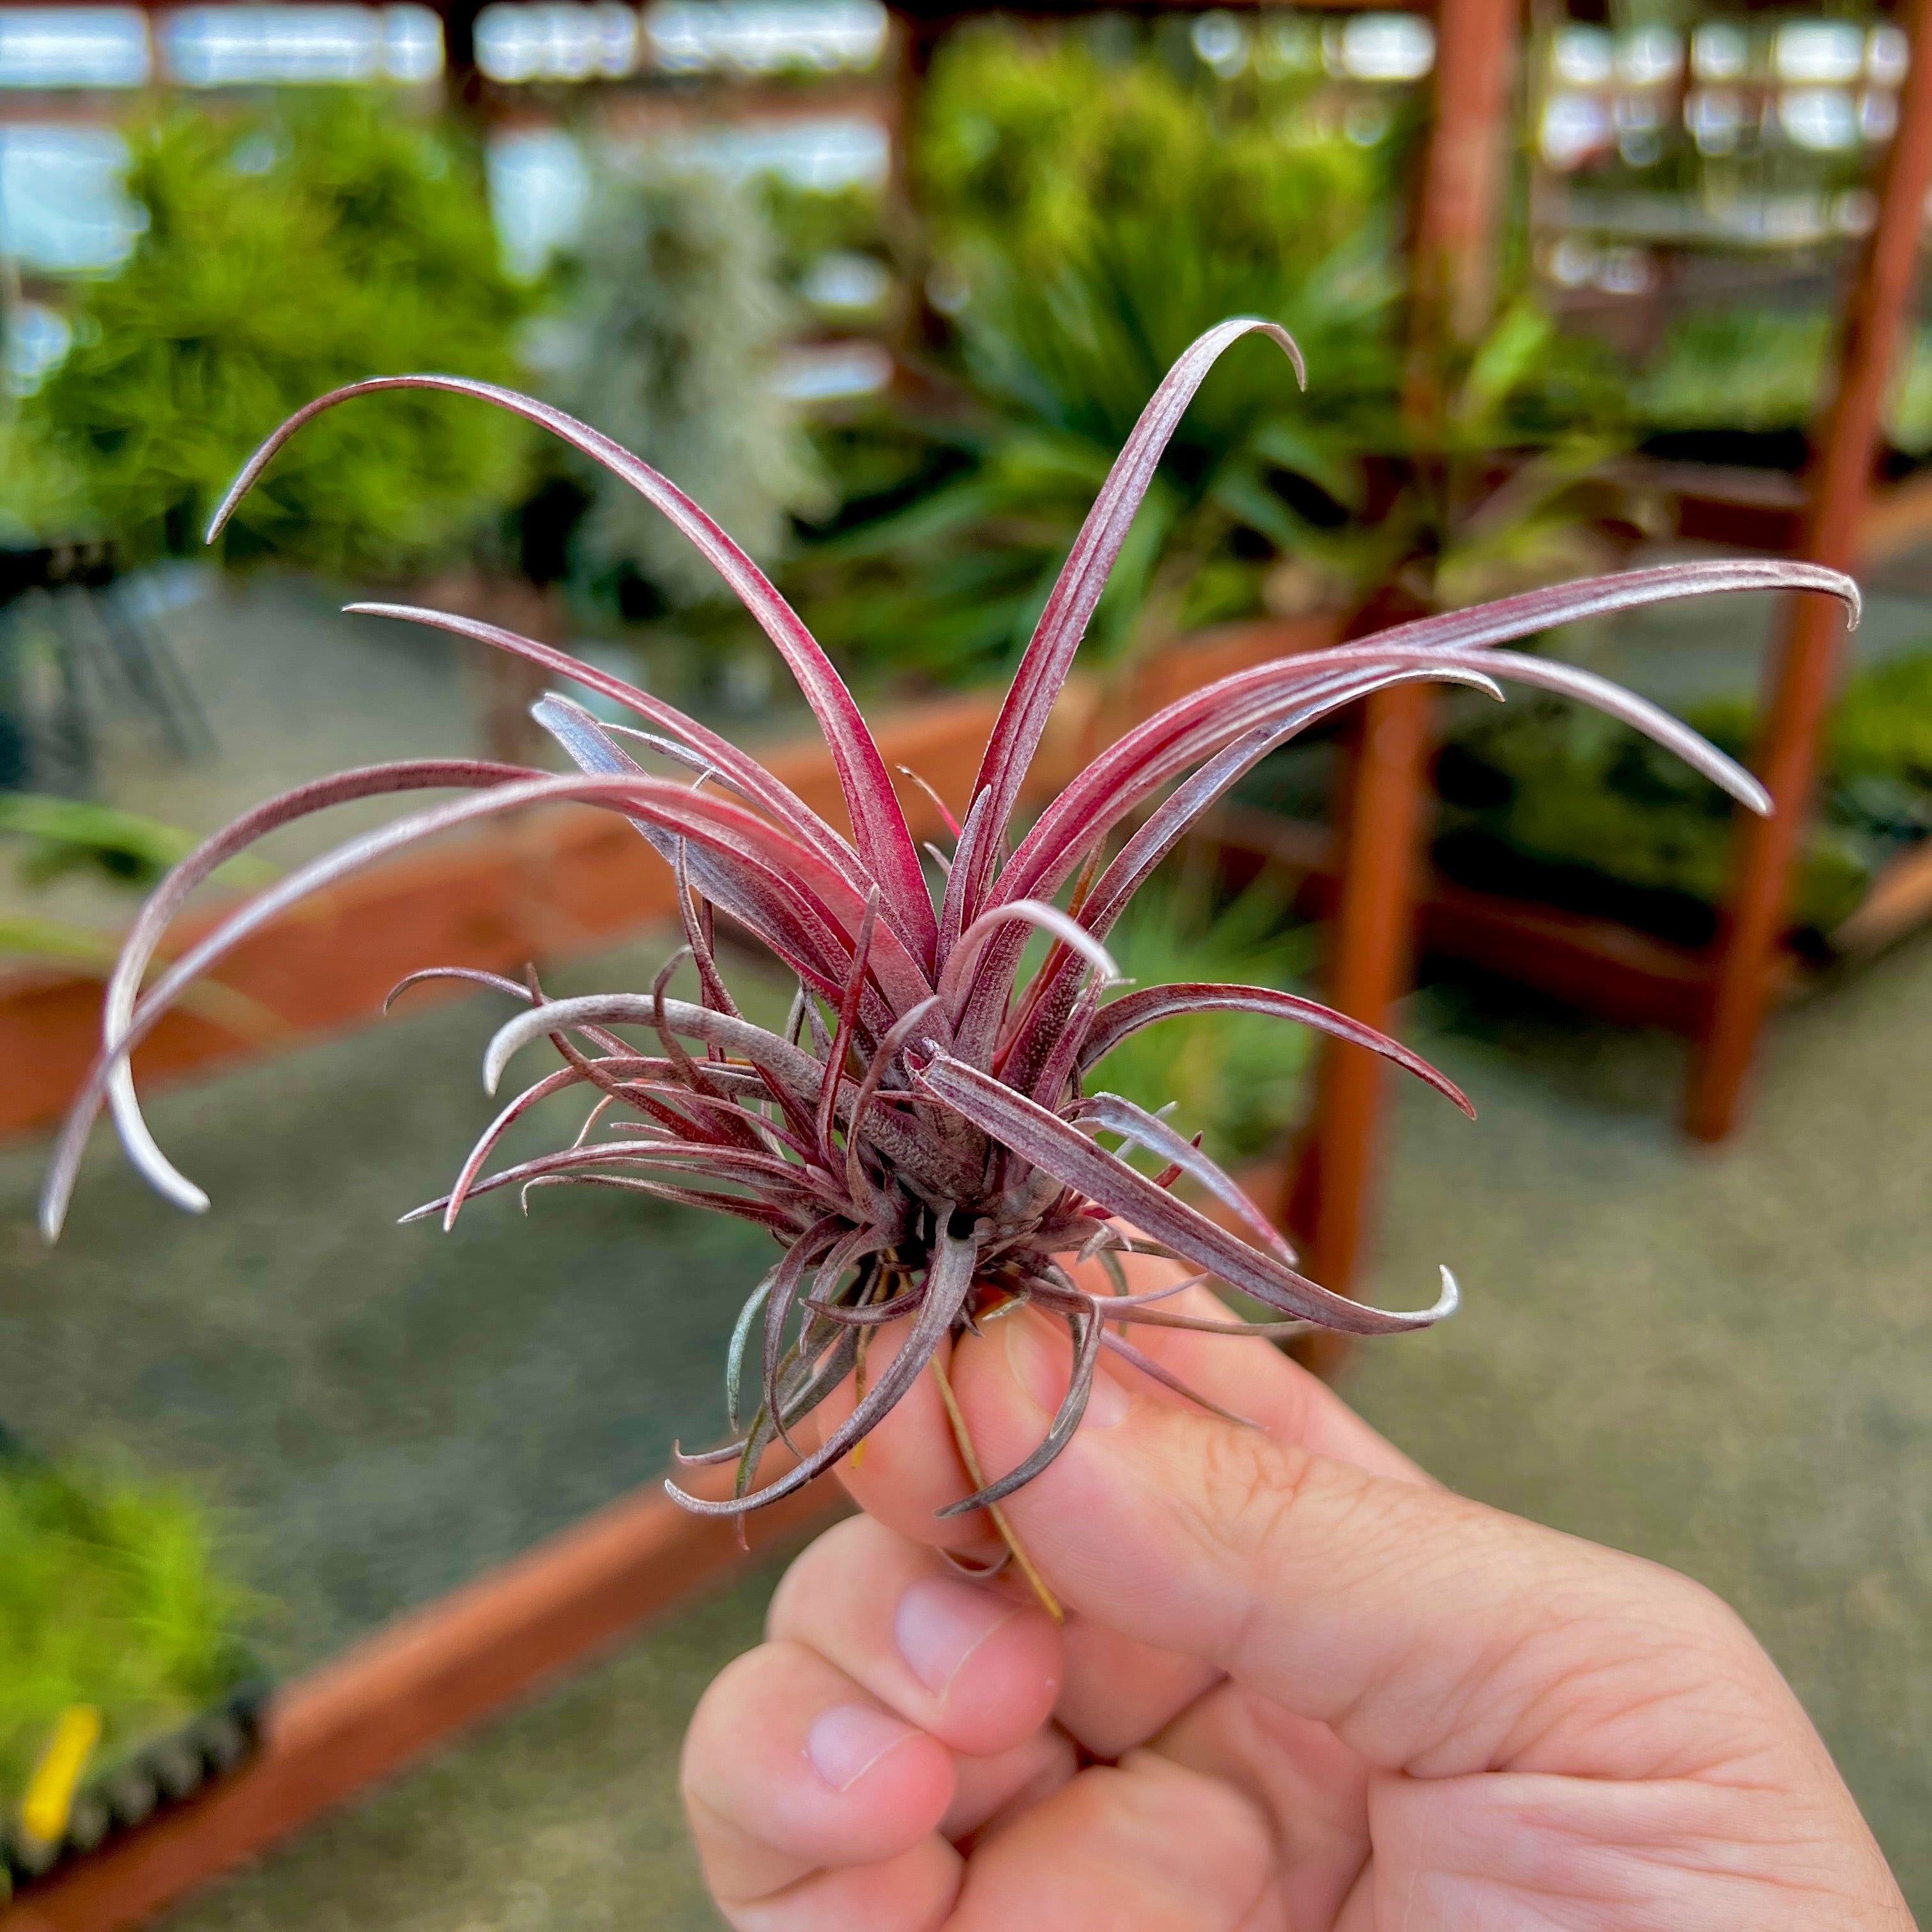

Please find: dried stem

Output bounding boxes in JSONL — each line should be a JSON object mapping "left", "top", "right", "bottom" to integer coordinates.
{"left": 928, "top": 1352, "right": 1063, "bottom": 1624}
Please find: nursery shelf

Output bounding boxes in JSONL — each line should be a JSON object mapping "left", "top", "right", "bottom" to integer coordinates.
{"left": 1635, "top": 457, "right": 1932, "bottom": 569}
{"left": 1211, "top": 802, "right": 1932, "bottom": 1033}
{"left": 1200, "top": 802, "right": 1930, "bottom": 1032}
{"left": 0, "top": 1468, "right": 841, "bottom": 1932}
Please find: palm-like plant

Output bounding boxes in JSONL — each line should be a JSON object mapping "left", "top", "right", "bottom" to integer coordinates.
{"left": 40, "top": 323, "right": 1852, "bottom": 1568}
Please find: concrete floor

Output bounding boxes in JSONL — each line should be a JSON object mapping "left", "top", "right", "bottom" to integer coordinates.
{"left": 0, "top": 936, "right": 784, "bottom": 1672}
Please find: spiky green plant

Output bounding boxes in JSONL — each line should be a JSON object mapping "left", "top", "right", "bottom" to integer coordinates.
{"left": 23, "top": 95, "right": 533, "bottom": 576}
{"left": 42, "top": 322, "right": 1855, "bottom": 1543}
{"left": 791, "top": 26, "right": 1400, "bottom": 682}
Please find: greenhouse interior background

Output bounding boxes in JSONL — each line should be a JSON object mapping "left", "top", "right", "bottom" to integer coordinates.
{"left": 3, "top": 0, "right": 1932, "bottom": 1922}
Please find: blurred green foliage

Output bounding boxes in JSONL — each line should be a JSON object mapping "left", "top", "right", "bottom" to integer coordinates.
{"left": 789, "top": 22, "right": 1636, "bottom": 686}
{"left": 0, "top": 420, "right": 95, "bottom": 551}
{"left": 0, "top": 798, "right": 280, "bottom": 1040}
{"left": 1087, "top": 880, "right": 1314, "bottom": 1163}
{"left": 1830, "top": 650, "right": 1932, "bottom": 785}
{"left": 1436, "top": 649, "right": 1932, "bottom": 940}
{"left": 1637, "top": 305, "right": 1932, "bottom": 456}
{"left": 1, "top": 1453, "right": 256, "bottom": 1802}
{"left": 0, "top": 793, "right": 276, "bottom": 891}
{"left": 789, "top": 24, "right": 1407, "bottom": 684}
{"left": 1278, "top": 295, "right": 1636, "bottom": 617}
{"left": 550, "top": 157, "right": 827, "bottom": 610}
{"left": 15, "top": 95, "right": 535, "bottom": 578}
{"left": 917, "top": 23, "right": 1393, "bottom": 299}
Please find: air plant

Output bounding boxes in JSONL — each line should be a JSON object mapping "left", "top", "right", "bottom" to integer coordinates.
{"left": 38, "top": 321, "right": 1856, "bottom": 1605}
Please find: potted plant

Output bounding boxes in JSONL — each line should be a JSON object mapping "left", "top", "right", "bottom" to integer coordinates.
{"left": 38, "top": 321, "right": 1853, "bottom": 1606}
{"left": 0, "top": 1431, "right": 265, "bottom": 1902}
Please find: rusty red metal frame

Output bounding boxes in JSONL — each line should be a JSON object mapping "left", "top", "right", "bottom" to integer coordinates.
{"left": 1286, "top": 0, "right": 1521, "bottom": 1322}
{"left": 1687, "top": 0, "right": 1932, "bottom": 1140}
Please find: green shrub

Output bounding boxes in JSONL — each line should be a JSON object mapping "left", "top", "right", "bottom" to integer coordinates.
{"left": 918, "top": 23, "right": 1389, "bottom": 300}
{"left": 1, "top": 1456, "right": 256, "bottom": 1802}
{"left": 23, "top": 94, "right": 535, "bottom": 577}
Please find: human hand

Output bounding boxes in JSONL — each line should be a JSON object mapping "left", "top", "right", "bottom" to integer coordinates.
{"left": 681, "top": 1260, "right": 1909, "bottom": 1929}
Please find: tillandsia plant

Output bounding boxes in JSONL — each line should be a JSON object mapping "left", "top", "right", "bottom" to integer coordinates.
{"left": 38, "top": 321, "right": 1857, "bottom": 1599}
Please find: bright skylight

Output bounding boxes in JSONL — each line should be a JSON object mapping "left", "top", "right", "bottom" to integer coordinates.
{"left": 670, "top": 116, "right": 890, "bottom": 191}
{"left": 772, "top": 339, "right": 893, "bottom": 403}
{"left": 1331, "top": 15, "right": 1434, "bottom": 83}
{"left": 643, "top": 0, "right": 887, "bottom": 76}
{"left": 0, "top": 125, "right": 142, "bottom": 270}
{"left": 0, "top": 7, "right": 151, "bottom": 88}
{"left": 158, "top": 4, "right": 441, "bottom": 86}
{"left": 487, "top": 125, "right": 590, "bottom": 277}
{"left": 4, "top": 300, "right": 73, "bottom": 394}
{"left": 477, "top": 3, "right": 638, "bottom": 82}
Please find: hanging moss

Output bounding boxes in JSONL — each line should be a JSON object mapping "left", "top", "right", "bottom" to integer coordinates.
{"left": 549, "top": 157, "right": 827, "bottom": 608}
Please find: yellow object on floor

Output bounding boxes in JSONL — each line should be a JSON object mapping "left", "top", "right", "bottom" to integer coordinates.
{"left": 19, "top": 1706, "right": 101, "bottom": 1848}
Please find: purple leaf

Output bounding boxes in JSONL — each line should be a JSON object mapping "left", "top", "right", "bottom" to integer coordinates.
{"left": 919, "top": 1052, "right": 1458, "bottom": 1337}
{"left": 935, "top": 1306, "right": 1101, "bottom": 1516}
{"left": 212, "top": 378, "right": 937, "bottom": 967}
{"left": 1069, "top": 1091, "right": 1296, "bottom": 1262}
{"left": 40, "top": 759, "right": 540, "bottom": 1243}
{"left": 958, "top": 321, "right": 1305, "bottom": 928}
{"left": 666, "top": 1218, "right": 981, "bottom": 1515}
{"left": 1081, "top": 984, "right": 1474, "bottom": 1118}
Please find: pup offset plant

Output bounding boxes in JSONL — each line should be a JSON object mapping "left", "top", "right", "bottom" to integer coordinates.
{"left": 41, "top": 323, "right": 1856, "bottom": 1600}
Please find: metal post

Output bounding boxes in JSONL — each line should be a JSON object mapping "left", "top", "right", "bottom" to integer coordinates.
{"left": 1685, "top": 0, "right": 1932, "bottom": 1142}
{"left": 1289, "top": 0, "right": 1520, "bottom": 1333}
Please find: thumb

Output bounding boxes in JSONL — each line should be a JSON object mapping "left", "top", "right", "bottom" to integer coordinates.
{"left": 951, "top": 1307, "right": 1809, "bottom": 1786}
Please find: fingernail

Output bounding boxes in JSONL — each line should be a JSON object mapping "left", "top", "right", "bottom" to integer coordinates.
{"left": 895, "top": 1575, "right": 1022, "bottom": 1694}
{"left": 1005, "top": 1315, "right": 1130, "bottom": 1430}
{"left": 805, "top": 1705, "right": 917, "bottom": 1792}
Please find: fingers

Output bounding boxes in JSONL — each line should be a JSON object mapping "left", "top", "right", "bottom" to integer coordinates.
{"left": 682, "top": 1640, "right": 959, "bottom": 1929}
{"left": 949, "top": 1751, "right": 1280, "bottom": 1932}
{"left": 686, "top": 1516, "right": 1075, "bottom": 1928}
{"left": 801, "top": 1254, "right": 1439, "bottom": 1762}
{"left": 806, "top": 1251, "right": 1429, "bottom": 1555}
{"left": 950, "top": 1303, "right": 1803, "bottom": 1786}
{"left": 767, "top": 1515, "right": 1064, "bottom": 1760}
